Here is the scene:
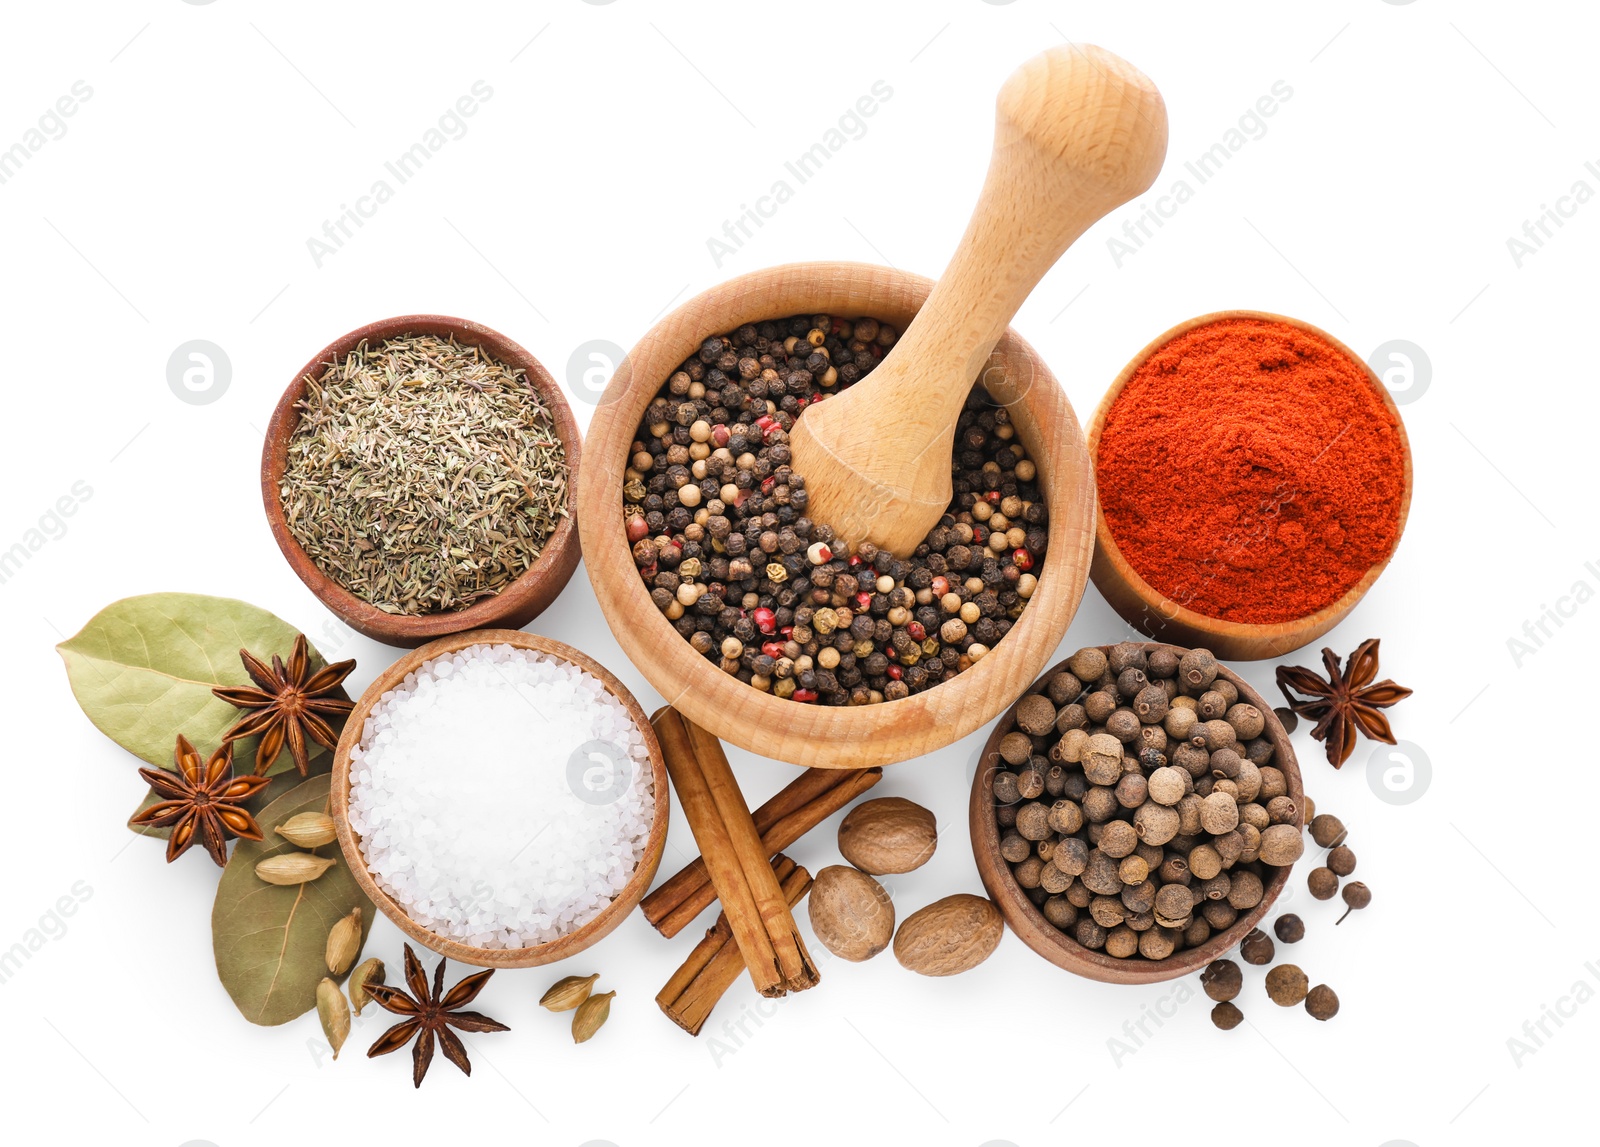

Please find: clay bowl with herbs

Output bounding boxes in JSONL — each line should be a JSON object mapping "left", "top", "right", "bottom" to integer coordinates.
{"left": 1088, "top": 310, "right": 1412, "bottom": 662}
{"left": 969, "top": 641, "right": 1305, "bottom": 985}
{"left": 573, "top": 262, "right": 1097, "bottom": 770}
{"left": 330, "top": 629, "right": 669, "bottom": 969}
{"left": 261, "top": 314, "right": 582, "bottom": 648}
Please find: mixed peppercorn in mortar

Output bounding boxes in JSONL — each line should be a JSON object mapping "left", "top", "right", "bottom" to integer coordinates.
{"left": 622, "top": 314, "right": 1048, "bottom": 706}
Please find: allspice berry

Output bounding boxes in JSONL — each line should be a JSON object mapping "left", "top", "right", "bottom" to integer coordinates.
{"left": 1257, "top": 823, "right": 1305, "bottom": 867}
{"left": 1327, "top": 845, "right": 1357, "bottom": 876}
{"left": 1337, "top": 880, "right": 1371, "bottom": 924}
{"left": 1265, "top": 963, "right": 1309, "bottom": 1007}
{"left": 1307, "top": 867, "right": 1339, "bottom": 900}
{"left": 1273, "top": 913, "right": 1305, "bottom": 944}
{"left": 1309, "top": 813, "right": 1347, "bottom": 848}
{"left": 1015, "top": 692, "right": 1058, "bottom": 736}
{"left": 1200, "top": 958, "right": 1243, "bottom": 1002}
{"left": 1305, "top": 983, "right": 1340, "bottom": 1021}
{"left": 1211, "top": 1001, "right": 1245, "bottom": 1031}
{"left": 1199, "top": 792, "right": 1240, "bottom": 835}
{"left": 1239, "top": 927, "right": 1274, "bottom": 966}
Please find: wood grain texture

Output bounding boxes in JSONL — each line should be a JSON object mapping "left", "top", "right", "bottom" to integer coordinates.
{"left": 790, "top": 44, "right": 1168, "bottom": 557}
{"left": 329, "top": 629, "right": 669, "bottom": 969}
{"left": 968, "top": 642, "right": 1305, "bottom": 986}
{"left": 1087, "top": 310, "right": 1414, "bottom": 661}
{"left": 261, "top": 315, "right": 583, "bottom": 648}
{"left": 575, "top": 262, "right": 1096, "bottom": 769}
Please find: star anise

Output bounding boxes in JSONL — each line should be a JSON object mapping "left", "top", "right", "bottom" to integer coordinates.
{"left": 213, "top": 634, "right": 356, "bottom": 776}
{"left": 129, "top": 736, "right": 273, "bottom": 866}
{"left": 1276, "top": 638, "right": 1412, "bottom": 768}
{"left": 366, "top": 944, "right": 510, "bottom": 1088}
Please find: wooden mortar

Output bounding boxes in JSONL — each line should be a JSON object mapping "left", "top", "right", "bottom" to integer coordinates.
{"left": 575, "top": 263, "right": 1095, "bottom": 768}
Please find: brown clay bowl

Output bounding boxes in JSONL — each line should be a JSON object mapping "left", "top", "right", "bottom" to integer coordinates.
{"left": 969, "top": 641, "right": 1304, "bottom": 985}
{"left": 330, "top": 629, "right": 669, "bottom": 969}
{"left": 574, "top": 262, "right": 1096, "bottom": 769}
{"left": 261, "top": 315, "right": 582, "bottom": 648}
{"left": 1088, "top": 310, "right": 1413, "bottom": 661}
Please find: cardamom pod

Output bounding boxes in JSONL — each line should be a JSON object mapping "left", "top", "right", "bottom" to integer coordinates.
{"left": 317, "top": 977, "right": 350, "bottom": 1059}
{"left": 325, "top": 906, "right": 362, "bottom": 975}
{"left": 539, "top": 972, "right": 599, "bottom": 1012}
{"left": 347, "top": 957, "right": 385, "bottom": 1015}
{"left": 255, "top": 852, "right": 337, "bottom": 886}
{"left": 571, "top": 989, "right": 615, "bottom": 1043}
{"left": 275, "top": 811, "right": 338, "bottom": 848}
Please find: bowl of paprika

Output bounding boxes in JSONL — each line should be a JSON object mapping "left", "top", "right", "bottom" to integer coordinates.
{"left": 1088, "top": 310, "right": 1412, "bottom": 661}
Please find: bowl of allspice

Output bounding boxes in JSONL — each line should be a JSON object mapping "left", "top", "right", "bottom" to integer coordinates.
{"left": 968, "top": 641, "right": 1306, "bottom": 984}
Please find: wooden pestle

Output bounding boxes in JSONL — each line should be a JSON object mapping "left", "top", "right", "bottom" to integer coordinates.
{"left": 788, "top": 44, "right": 1169, "bottom": 557}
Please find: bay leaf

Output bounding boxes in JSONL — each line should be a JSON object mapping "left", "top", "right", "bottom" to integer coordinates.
{"left": 212, "top": 773, "right": 374, "bottom": 1026}
{"left": 57, "top": 592, "right": 337, "bottom": 777}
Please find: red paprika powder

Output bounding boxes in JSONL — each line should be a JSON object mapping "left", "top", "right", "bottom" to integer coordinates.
{"left": 1095, "top": 317, "right": 1406, "bottom": 625}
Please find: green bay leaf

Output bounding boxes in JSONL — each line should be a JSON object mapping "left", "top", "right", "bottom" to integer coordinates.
{"left": 57, "top": 592, "right": 335, "bottom": 776}
{"left": 212, "top": 773, "right": 373, "bottom": 1026}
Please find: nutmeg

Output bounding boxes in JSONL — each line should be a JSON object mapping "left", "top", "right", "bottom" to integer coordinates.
{"left": 892, "top": 894, "right": 1003, "bottom": 976}
{"left": 838, "top": 797, "right": 937, "bottom": 874}
{"left": 808, "top": 865, "right": 895, "bottom": 962}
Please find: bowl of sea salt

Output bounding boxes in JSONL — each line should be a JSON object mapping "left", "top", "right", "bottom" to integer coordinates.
{"left": 332, "top": 629, "right": 668, "bottom": 968}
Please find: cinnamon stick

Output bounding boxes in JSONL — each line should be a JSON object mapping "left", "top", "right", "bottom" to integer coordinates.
{"left": 684, "top": 716, "right": 819, "bottom": 992}
{"left": 642, "top": 766, "right": 863, "bottom": 929}
{"left": 658, "top": 856, "right": 813, "bottom": 1036}
{"left": 652, "top": 708, "right": 785, "bottom": 998}
{"left": 650, "top": 766, "right": 882, "bottom": 938}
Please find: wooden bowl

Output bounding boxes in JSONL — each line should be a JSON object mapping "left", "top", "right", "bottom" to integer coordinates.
{"left": 1088, "top": 310, "right": 1413, "bottom": 661}
{"left": 574, "top": 262, "right": 1096, "bottom": 769}
{"left": 261, "top": 315, "right": 583, "bottom": 648}
{"left": 968, "top": 641, "right": 1304, "bottom": 985}
{"left": 330, "top": 629, "right": 669, "bottom": 969}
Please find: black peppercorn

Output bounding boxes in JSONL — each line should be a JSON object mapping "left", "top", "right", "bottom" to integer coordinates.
{"left": 1305, "top": 984, "right": 1339, "bottom": 1021}
{"left": 1265, "top": 963, "right": 1309, "bottom": 1007}
{"left": 1336, "top": 881, "right": 1371, "bottom": 924}
{"left": 1327, "top": 845, "right": 1356, "bottom": 877}
{"left": 1309, "top": 814, "right": 1347, "bottom": 848}
{"left": 1273, "top": 914, "right": 1305, "bottom": 944}
{"left": 1201, "top": 958, "right": 1243, "bottom": 1002}
{"left": 1239, "top": 928, "right": 1274, "bottom": 965}
{"left": 1211, "top": 1001, "right": 1244, "bottom": 1030}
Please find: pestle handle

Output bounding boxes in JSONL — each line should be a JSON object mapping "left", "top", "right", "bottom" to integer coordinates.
{"left": 790, "top": 43, "right": 1168, "bottom": 557}
{"left": 873, "top": 44, "right": 1169, "bottom": 471}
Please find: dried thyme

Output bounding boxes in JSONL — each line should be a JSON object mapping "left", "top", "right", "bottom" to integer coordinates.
{"left": 281, "top": 334, "right": 567, "bottom": 615}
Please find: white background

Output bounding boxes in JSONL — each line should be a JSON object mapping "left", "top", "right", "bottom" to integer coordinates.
{"left": 1, "top": 2, "right": 1592, "bottom": 1145}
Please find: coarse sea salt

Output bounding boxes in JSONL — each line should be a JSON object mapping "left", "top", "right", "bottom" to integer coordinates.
{"left": 347, "top": 643, "right": 654, "bottom": 949}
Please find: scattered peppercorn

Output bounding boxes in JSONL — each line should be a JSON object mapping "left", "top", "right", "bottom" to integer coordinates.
{"left": 1272, "top": 706, "right": 1298, "bottom": 735}
{"left": 1239, "top": 927, "right": 1274, "bottom": 966}
{"left": 1200, "top": 958, "right": 1243, "bottom": 1002}
{"left": 1336, "top": 880, "right": 1370, "bottom": 925}
{"left": 1305, "top": 983, "right": 1339, "bottom": 1021}
{"left": 1307, "top": 867, "right": 1339, "bottom": 900}
{"left": 1309, "top": 814, "right": 1347, "bottom": 848}
{"left": 1211, "top": 1000, "right": 1245, "bottom": 1030}
{"left": 1327, "top": 844, "right": 1356, "bottom": 877}
{"left": 1273, "top": 913, "right": 1305, "bottom": 944}
{"left": 624, "top": 313, "right": 1048, "bottom": 706}
{"left": 1265, "top": 963, "right": 1309, "bottom": 1007}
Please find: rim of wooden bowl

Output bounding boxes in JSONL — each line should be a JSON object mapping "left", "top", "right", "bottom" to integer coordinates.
{"left": 1086, "top": 310, "right": 1414, "bottom": 661}
{"left": 574, "top": 261, "right": 1096, "bottom": 769}
{"left": 329, "top": 628, "right": 670, "bottom": 969}
{"left": 261, "top": 314, "right": 583, "bottom": 649}
{"left": 968, "top": 641, "right": 1304, "bottom": 985}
